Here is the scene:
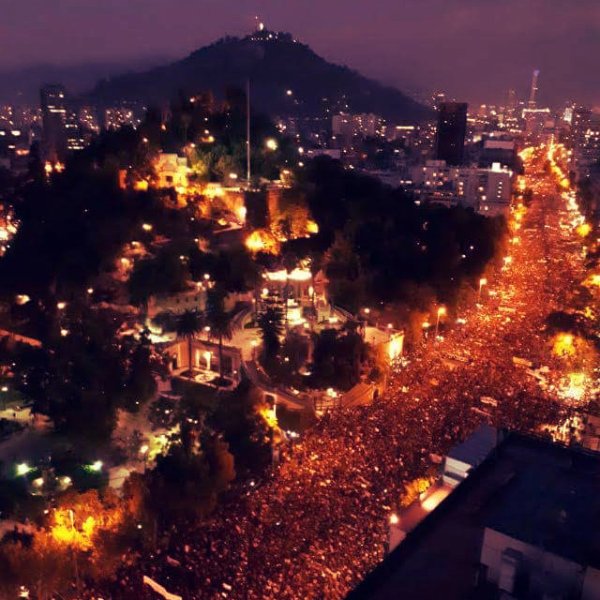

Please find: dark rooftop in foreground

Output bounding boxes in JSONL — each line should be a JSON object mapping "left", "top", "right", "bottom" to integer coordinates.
{"left": 347, "top": 432, "right": 600, "bottom": 600}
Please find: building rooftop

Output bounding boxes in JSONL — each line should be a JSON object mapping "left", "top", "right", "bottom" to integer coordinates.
{"left": 485, "top": 440, "right": 600, "bottom": 569}
{"left": 447, "top": 423, "right": 498, "bottom": 467}
{"left": 347, "top": 432, "right": 600, "bottom": 600}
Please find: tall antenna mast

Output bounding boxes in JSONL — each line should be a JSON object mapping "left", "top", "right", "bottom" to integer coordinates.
{"left": 246, "top": 78, "right": 251, "bottom": 185}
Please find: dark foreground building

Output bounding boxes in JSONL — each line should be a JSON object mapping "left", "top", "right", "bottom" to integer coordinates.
{"left": 348, "top": 432, "right": 600, "bottom": 600}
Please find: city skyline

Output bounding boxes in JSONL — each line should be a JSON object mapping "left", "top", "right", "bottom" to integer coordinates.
{"left": 1, "top": 0, "right": 599, "bottom": 106}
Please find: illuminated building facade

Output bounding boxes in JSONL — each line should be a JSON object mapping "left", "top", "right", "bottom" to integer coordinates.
{"left": 409, "top": 160, "right": 513, "bottom": 216}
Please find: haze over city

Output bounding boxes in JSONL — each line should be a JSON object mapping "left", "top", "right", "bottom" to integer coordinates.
{"left": 1, "top": 0, "right": 599, "bottom": 105}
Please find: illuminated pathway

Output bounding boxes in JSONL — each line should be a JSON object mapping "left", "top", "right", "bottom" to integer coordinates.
{"left": 124, "top": 146, "right": 597, "bottom": 600}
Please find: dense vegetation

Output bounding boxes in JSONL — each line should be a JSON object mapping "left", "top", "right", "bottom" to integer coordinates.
{"left": 283, "top": 157, "right": 508, "bottom": 313}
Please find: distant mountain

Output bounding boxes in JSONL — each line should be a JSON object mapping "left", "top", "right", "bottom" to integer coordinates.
{"left": 89, "top": 31, "right": 432, "bottom": 123}
{"left": 0, "top": 58, "right": 170, "bottom": 104}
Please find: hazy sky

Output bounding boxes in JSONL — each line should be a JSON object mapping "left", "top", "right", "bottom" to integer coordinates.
{"left": 2, "top": 0, "right": 599, "bottom": 106}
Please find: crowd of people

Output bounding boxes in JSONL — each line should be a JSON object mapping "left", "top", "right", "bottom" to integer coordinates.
{"left": 81, "top": 151, "right": 596, "bottom": 599}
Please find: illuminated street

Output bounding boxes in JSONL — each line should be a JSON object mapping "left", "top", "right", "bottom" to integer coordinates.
{"left": 87, "top": 144, "right": 598, "bottom": 599}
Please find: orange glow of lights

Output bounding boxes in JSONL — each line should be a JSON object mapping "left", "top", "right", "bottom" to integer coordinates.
{"left": 552, "top": 333, "right": 576, "bottom": 358}
{"left": 576, "top": 223, "right": 591, "bottom": 238}
{"left": 245, "top": 230, "right": 279, "bottom": 255}
{"left": 388, "top": 334, "right": 404, "bottom": 362}
{"left": 259, "top": 406, "right": 278, "bottom": 429}
{"left": 306, "top": 220, "right": 319, "bottom": 234}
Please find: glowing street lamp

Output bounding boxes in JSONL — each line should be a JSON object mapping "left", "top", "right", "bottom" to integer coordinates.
{"left": 265, "top": 138, "right": 278, "bottom": 151}
{"left": 435, "top": 306, "right": 446, "bottom": 339}
{"left": 421, "top": 321, "right": 430, "bottom": 340}
{"left": 16, "top": 463, "right": 31, "bottom": 476}
{"left": 89, "top": 460, "right": 103, "bottom": 472}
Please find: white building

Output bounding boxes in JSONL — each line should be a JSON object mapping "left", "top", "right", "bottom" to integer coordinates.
{"left": 409, "top": 160, "right": 513, "bottom": 216}
{"left": 479, "top": 162, "right": 513, "bottom": 216}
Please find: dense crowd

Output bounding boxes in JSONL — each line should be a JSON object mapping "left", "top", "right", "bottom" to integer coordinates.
{"left": 82, "top": 154, "right": 594, "bottom": 599}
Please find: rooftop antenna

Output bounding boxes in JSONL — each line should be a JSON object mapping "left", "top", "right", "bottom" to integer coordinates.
{"left": 246, "top": 78, "right": 251, "bottom": 185}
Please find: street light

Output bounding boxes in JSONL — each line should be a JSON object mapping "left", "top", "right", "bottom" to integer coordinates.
{"left": 478, "top": 277, "right": 487, "bottom": 303}
{"left": 16, "top": 463, "right": 31, "bottom": 476}
{"left": 435, "top": 306, "right": 446, "bottom": 339}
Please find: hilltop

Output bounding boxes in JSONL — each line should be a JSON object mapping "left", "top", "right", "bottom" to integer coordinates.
{"left": 89, "top": 30, "right": 431, "bottom": 123}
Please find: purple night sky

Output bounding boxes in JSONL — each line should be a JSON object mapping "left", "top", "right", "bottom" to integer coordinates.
{"left": 2, "top": 0, "right": 599, "bottom": 106}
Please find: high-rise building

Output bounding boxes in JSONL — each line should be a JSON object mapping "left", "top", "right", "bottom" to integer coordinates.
{"left": 528, "top": 69, "right": 540, "bottom": 109}
{"left": 435, "top": 102, "right": 468, "bottom": 165}
{"left": 506, "top": 89, "right": 517, "bottom": 115}
{"left": 571, "top": 107, "right": 592, "bottom": 146}
{"left": 65, "top": 108, "right": 86, "bottom": 152}
{"left": 570, "top": 107, "right": 600, "bottom": 180}
{"left": 40, "top": 84, "right": 68, "bottom": 162}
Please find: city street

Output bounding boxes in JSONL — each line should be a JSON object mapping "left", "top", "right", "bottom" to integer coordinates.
{"left": 97, "top": 146, "right": 598, "bottom": 599}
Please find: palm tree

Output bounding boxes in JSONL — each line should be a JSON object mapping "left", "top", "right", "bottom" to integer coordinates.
{"left": 175, "top": 309, "right": 203, "bottom": 376}
{"left": 282, "top": 252, "right": 297, "bottom": 330}
{"left": 257, "top": 306, "right": 284, "bottom": 366}
{"left": 205, "top": 289, "right": 236, "bottom": 382}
